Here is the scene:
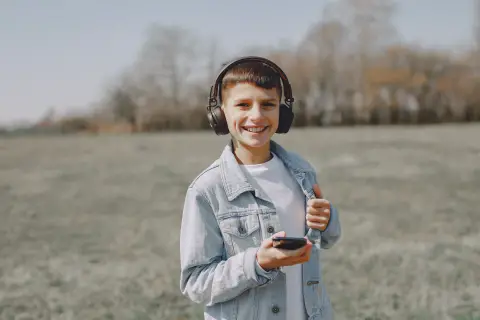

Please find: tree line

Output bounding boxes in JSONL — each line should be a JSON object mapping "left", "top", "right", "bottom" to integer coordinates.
{"left": 29, "top": 0, "right": 480, "bottom": 134}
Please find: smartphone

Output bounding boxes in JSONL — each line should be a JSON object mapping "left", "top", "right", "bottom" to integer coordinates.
{"left": 272, "top": 237, "right": 307, "bottom": 250}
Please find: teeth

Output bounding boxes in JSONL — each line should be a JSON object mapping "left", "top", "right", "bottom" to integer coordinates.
{"left": 245, "top": 127, "right": 266, "bottom": 133}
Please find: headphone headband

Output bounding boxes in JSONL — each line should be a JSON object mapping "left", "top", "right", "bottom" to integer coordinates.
{"left": 208, "top": 56, "right": 294, "bottom": 108}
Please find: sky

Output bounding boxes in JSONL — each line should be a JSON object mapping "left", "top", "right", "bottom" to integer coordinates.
{"left": 0, "top": 0, "right": 475, "bottom": 125}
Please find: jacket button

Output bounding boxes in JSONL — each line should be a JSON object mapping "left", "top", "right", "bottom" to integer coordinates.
{"left": 267, "top": 226, "right": 275, "bottom": 233}
{"left": 238, "top": 225, "right": 246, "bottom": 234}
{"left": 271, "top": 305, "right": 280, "bottom": 313}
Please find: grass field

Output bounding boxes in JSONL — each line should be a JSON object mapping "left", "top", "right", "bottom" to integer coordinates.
{"left": 0, "top": 124, "right": 479, "bottom": 320}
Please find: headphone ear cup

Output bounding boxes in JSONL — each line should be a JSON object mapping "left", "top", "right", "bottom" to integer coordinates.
{"left": 207, "top": 106, "right": 229, "bottom": 135}
{"left": 276, "top": 104, "right": 294, "bottom": 134}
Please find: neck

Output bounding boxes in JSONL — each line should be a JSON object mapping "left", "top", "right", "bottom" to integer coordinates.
{"left": 231, "top": 139, "right": 272, "bottom": 165}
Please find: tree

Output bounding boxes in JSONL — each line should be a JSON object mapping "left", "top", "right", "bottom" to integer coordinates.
{"left": 301, "top": 11, "right": 346, "bottom": 92}
{"left": 107, "top": 75, "right": 138, "bottom": 129}
{"left": 329, "top": 0, "right": 398, "bottom": 91}
{"left": 133, "top": 24, "right": 198, "bottom": 110}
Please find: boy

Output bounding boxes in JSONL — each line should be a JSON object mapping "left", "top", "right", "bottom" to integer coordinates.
{"left": 179, "top": 56, "right": 341, "bottom": 320}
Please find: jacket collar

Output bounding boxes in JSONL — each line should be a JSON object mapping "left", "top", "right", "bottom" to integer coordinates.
{"left": 219, "top": 139, "right": 314, "bottom": 201}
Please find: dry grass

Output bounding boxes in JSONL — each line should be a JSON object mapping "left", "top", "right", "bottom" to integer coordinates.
{"left": 0, "top": 124, "right": 479, "bottom": 320}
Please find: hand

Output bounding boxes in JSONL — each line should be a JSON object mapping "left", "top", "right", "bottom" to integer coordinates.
{"left": 256, "top": 231, "right": 312, "bottom": 271}
{"left": 306, "top": 184, "right": 331, "bottom": 231}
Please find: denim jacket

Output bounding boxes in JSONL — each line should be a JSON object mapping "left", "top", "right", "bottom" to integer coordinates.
{"left": 179, "top": 140, "right": 341, "bottom": 320}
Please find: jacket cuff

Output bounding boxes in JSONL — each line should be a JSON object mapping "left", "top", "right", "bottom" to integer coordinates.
{"left": 243, "top": 247, "right": 279, "bottom": 286}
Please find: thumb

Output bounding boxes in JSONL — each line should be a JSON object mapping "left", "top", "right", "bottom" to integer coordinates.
{"left": 313, "top": 184, "right": 323, "bottom": 199}
{"left": 263, "top": 231, "right": 286, "bottom": 248}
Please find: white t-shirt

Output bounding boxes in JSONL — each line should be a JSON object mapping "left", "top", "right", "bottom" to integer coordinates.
{"left": 240, "top": 153, "right": 307, "bottom": 320}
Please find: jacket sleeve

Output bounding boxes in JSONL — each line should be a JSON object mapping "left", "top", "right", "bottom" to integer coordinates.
{"left": 305, "top": 170, "right": 342, "bottom": 249}
{"left": 320, "top": 204, "right": 341, "bottom": 249}
{"left": 179, "top": 185, "right": 279, "bottom": 306}
{"left": 305, "top": 203, "right": 341, "bottom": 249}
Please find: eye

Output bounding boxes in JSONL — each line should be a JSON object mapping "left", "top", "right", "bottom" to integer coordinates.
{"left": 263, "top": 102, "right": 276, "bottom": 108}
{"left": 236, "top": 102, "right": 249, "bottom": 107}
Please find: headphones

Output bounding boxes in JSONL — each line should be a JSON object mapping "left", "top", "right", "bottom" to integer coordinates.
{"left": 206, "top": 56, "right": 295, "bottom": 135}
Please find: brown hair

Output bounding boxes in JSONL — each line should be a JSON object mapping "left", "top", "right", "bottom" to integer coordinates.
{"left": 219, "top": 61, "right": 283, "bottom": 103}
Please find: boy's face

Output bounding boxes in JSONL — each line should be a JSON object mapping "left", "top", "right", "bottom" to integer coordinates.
{"left": 222, "top": 82, "right": 280, "bottom": 150}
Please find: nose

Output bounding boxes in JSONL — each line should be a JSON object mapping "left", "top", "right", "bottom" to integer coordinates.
{"left": 248, "top": 104, "right": 264, "bottom": 120}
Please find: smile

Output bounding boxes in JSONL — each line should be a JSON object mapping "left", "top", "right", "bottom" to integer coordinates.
{"left": 242, "top": 126, "right": 268, "bottom": 133}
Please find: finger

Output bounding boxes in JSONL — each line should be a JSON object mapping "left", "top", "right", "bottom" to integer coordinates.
{"left": 292, "top": 243, "right": 313, "bottom": 263}
{"left": 306, "top": 206, "right": 330, "bottom": 216}
{"left": 307, "top": 208, "right": 330, "bottom": 218}
{"left": 300, "top": 241, "right": 312, "bottom": 255}
{"left": 264, "top": 231, "right": 286, "bottom": 248}
{"left": 272, "top": 231, "right": 286, "bottom": 238}
{"left": 275, "top": 241, "right": 310, "bottom": 259}
{"left": 307, "top": 219, "right": 324, "bottom": 228}
{"left": 307, "top": 199, "right": 330, "bottom": 209}
{"left": 306, "top": 213, "right": 330, "bottom": 223}
{"left": 281, "top": 249, "right": 307, "bottom": 263}
{"left": 313, "top": 208, "right": 329, "bottom": 218}
{"left": 300, "top": 242, "right": 312, "bottom": 256}
{"left": 307, "top": 204, "right": 324, "bottom": 214}
{"left": 302, "top": 246, "right": 312, "bottom": 262}
{"left": 282, "top": 245, "right": 313, "bottom": 266}
{"left": 298, "top": 242, "right": 311, "bottom": 255}
{"left": 307, "top": 219, "right": 328, "bottom": 227}
{"left": 313, "top": 184, "right": 323, "bottom": 198}
{"left": 306, "top": 221, "right": 327, "bottom": 231}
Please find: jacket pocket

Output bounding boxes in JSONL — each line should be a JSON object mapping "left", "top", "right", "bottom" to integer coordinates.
{"left": 219, "top": 214, "right": 262, "bottom": 257}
